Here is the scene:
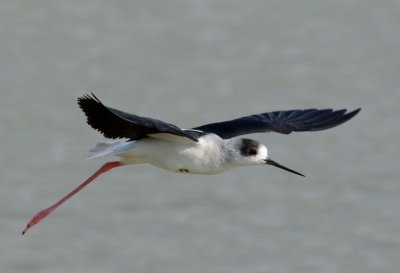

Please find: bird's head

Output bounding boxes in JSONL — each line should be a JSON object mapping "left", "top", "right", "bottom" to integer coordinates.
{"left": 235, "top": 138, "right": 305, "bottom": 177}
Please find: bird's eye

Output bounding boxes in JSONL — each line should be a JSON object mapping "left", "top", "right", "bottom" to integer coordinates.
{"left": 248, "top": 148, "right": 257, "bottom": 156}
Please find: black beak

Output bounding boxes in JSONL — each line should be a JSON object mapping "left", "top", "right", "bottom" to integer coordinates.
{"left": 265, "top": 158, "right": 305, "bottom": 177}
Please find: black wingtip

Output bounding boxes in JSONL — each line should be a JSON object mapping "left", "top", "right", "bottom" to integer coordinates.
{"left": 338, "top": 107, "right": 362, "bottom": 124}
{"left": 77, "top": 93, "right": 102, "bottom": 108}
{"left": 77, "top": 92, "right": 120, "bottom": 138}
{"left": 349, "top": 108, "right": 362, "bottom": 117}
{"left": 77, "top": 93, "right": 107, "bottom": 120}
{"left": 308, "top": 107, "right": 361, "bottom": 132}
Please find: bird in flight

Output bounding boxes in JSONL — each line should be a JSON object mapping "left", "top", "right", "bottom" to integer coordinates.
{"left": 22, "top": 93, "right": 360, "bottom": 235}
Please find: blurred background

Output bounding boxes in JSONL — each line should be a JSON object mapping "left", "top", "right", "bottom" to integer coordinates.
{"left": 2, "top": 1, "right": 399, "bottom": 272}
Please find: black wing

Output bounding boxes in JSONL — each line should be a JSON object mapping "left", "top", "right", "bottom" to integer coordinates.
{"left": 193, "top": 108, "right": 361, "bottom": 139}
{"left": 78, "top": 93, "right": 200, "bottom": 141}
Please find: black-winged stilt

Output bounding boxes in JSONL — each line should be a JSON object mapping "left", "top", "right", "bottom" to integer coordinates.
{"left": 22, "top": 93, "right": 360, "bottom": 235}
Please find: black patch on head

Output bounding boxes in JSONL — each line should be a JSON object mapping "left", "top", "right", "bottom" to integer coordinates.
{"left": 239, "top": 138, "right": 259, "bottom": 157}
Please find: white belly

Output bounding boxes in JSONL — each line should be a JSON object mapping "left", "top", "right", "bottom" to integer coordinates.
{"left": 118, "top": 135, "right": 232, "bottom": 174}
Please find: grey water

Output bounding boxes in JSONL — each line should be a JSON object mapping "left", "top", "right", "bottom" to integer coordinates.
{"left": 2, "top": 1, "right": 400, "bottom": 272}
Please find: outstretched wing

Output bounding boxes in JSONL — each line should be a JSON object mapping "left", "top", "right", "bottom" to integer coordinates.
{"left": 193, "top": 108, "right": 361, "bottom": 139}
{"left": 78, "top": 93, "right": 200, "bottom": 141}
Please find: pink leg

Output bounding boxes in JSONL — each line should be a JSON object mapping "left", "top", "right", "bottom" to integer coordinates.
{"left": 22, "top": 161, "right": 124, "bottom": 235}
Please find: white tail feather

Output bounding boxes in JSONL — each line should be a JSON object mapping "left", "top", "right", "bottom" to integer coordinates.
{"left": 88, "top": 139, "right": 136, "bottom": 159}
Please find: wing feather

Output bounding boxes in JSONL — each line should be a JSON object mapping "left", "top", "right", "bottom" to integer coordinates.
{"left": 78, "top": 94, "right": 360, "bottom": 140}
{"left": 78, "top": 93, "right": 200, "bottom": 141}
{"left": 193, "top": 108, "right": 361, "bottom": 139}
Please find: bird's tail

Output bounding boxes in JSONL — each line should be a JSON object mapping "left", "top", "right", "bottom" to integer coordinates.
{"left": 88, "top": 139, "right": 136, "bottom": 159}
